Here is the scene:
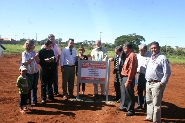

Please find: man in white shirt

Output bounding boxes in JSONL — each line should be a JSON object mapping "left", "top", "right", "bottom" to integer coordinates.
{"left": 60, "top": 38, "right": 76, "bottom": 99}
{"left": 136, "top": 44, "right": 151, "bottom": 110}
{"left": 91, "top": 40, "right": 108, "bottom": 97}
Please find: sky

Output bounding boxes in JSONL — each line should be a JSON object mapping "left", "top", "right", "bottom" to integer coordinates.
{"left": 0, "top": 0, "right": 185, "bottom": 47}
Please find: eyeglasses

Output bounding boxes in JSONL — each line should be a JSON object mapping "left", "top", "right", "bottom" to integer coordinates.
{"left": 70, "top": 49, "right": 72, "bottom": 55}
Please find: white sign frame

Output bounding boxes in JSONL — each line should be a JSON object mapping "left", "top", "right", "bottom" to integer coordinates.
{"left": 77, "top": 59, "right": 110, "bottom": 102}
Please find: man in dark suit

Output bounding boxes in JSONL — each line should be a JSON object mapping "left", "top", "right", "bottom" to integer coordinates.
{"left": 109, "top": 46, "right": 126, "bottom": 102}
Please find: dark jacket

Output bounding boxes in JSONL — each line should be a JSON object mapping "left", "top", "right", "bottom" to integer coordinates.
{"left": 113, "top": 52, "right": 126, "bottom": 74}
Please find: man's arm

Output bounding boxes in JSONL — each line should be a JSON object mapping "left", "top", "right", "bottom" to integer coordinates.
{"left": 160, "top": 56, "right": 171, "bottom": 85}
{"left": 60, "top": 49, "right": 65, "bottom": 72}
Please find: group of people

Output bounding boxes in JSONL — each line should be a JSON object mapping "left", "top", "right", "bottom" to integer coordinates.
{"left": 16, "top": 34, "right": 171, "bottom": 122}
{"left": 110, "top": 42, "right": 171, "bottom": 122}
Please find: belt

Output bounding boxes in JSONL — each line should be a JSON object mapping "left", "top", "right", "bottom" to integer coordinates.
{"left": 121, "top": 75, "right": 128, "bottom": 77}
{"left": 64, "top": 65, "right": 75, "bottom": 67}
{"left": 148, "top": 80, "right": 160, "bottom": 82}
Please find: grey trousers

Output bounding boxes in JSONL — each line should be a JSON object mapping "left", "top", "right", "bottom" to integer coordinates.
{"left": 120, "top": 77, "right": 135, "bottom": 113}
{"left": 146, "top": 81, "right": 166, "bottom": 123}
{"left": 62, "top": 66, "right": 75, "bottom": 96}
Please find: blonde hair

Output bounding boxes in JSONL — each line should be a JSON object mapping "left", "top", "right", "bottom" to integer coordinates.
{"left": 23, "top": 40, "right": 35, "bottom": 50}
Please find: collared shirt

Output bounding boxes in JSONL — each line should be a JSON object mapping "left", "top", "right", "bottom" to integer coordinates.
{"left": 137, "top": 51, "right": 151, "bottom": 74}
{"left": 115, "top": 52, "right": 122, "bottom": 65}
{"left": 145, "top": 52, "right": 171, "bottom": 84}
{"left": 121, "top": 52, "right": 138, "bottom": 84}
{"left": 60, "top": 47, "right": 76, "bottom": 66}
{"left": 41, "top": 43, "right": 60, "bottom": 62}
{"left": 91, "top": 47, "right": 108, "bottom": 61}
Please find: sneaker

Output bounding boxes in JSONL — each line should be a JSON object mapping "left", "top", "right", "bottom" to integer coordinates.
{"left": 41, "top": 100, "right": 46, "bottom": 104}
{"left": 63, "top": 95, "right": 68, "bottom": 100}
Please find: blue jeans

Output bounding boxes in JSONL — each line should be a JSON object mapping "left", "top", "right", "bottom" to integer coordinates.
{"left": 27, "top": 72, "right": 39, "bottom": 104}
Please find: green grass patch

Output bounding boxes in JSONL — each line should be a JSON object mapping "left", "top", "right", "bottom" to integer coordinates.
{"left": 2, "top": 44, "right": 185, "bottom": 64}
{"left": 168, "top": 56, "right": 185, "bottom": 64}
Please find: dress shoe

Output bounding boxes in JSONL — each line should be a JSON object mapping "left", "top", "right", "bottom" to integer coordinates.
{"left": 69, "top": 95, "right": 76, "bottom": 99}
{"left": 116, "top": 99, "right": 120, "bottom": 103}
{"left": 135, "top": 106, "right": 143, "bottom": 109}
{"left": 116, "top": 108, "right": 127, "bottom": 112}
{"left": 125, "top": 112, "right": 134, "bottom": 116}
{"left": 93, "top": 94, "right": 98, "bottom": 97}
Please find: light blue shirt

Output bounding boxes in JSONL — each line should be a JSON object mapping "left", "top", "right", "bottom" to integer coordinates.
{"left": 145, "top": 52, "right": 171, "bottom": 84}
{"left": 60, "top": 47, "right": 76, "bottom": 66}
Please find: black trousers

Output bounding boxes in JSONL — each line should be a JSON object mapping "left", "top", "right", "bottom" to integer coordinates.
{"left": 120, "top": 76, "right": 135, "bottom": 113}
{"left": 137, "top": 73, "right": 146, "bottom": 108}
{"left": 114, "top": 70, "right": 121, "bottom": 99}
{"left": 40, "top": 68, "right": 54, "bottom": 100}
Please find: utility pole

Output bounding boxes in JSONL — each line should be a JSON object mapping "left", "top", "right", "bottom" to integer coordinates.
{"left": 36, "top": 33, "right": 37, "bottom": 42}
{"left": 100, "top": 32, "right": 102, "bottom": 41}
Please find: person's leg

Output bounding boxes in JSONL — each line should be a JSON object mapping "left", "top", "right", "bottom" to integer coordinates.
{"left": 145, "top": 82, "right": 153, "bottom": 120}
{"left": 62, "top": 66, "right": 70, "bottom": 96}
{"left": 32, "top": 72, "right": 39, "bottom": 104}
{"left": 100, "top": 84, "right": 105, "bottom": 95}
{"left": 26, "top": 74, "right": 34, "bottom": 105}
{"left": 79, "top": 83, "right": 81, "bottom": 92}
{"left": 119, "top": 77, "right": 127, "bottom": 109}
{"left": 20, "top": 94, "right": 27, "bottom": 114}
{"left": 152, "top": 82, "right": 166, "bottom": 123}
{"left": 114, "top": 72, "right": 121, "bottom": 99}
{"left": 137, "top": 73, "right": 145, "bottom": 108}
{"left": 82, "top": 83, "right": 85, "bottom": 92}
{"left": 47, "top": 70, "right": 54, "bottom": 100}
{"left": 68, "top": 67, "right": 75, "bottom": 96}
{"left": 125, "top": 78, "right": 135, "bottom": 115}
{"left": 40, "top": 69, "right": 47, "bottom": 101}
{"left": 53, "top": 63, "right": 59, "bottom": 94}
{"left": 93, "top": 84, "right": 98, "bottom": 95}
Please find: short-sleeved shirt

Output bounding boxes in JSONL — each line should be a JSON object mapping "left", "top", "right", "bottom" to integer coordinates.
{"left": 16, "top": 75, "right": 31, "bottom": 94}
{"left": 137, "top": 52, "right": 151, "bottom": 74}
{"left": 22, "top": 51, "right": 38, "bottom": 74}
{"left": 91, "top": 47, "right": 108, "bottom": 61}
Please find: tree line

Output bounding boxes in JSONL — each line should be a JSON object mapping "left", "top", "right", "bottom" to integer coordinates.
{"left": 16, "top": 33, "right": 185, "bottom": 57}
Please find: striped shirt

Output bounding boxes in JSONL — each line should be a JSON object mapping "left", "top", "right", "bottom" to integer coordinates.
{"left": 145, "top": 52, "right": 171, "bottom": 84}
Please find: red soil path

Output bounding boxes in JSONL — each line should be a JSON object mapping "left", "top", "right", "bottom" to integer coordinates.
{"left": 0, "top": 54, "right": 185, "bottom": 123}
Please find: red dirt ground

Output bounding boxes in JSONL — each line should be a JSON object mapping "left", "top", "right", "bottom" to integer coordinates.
{"left": 0, "top": 54, "right": 185, "bottom": 123}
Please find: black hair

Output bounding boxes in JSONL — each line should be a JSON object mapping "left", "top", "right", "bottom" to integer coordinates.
{"left": 115, "top": 46, "right": 123, "bottom": 52}
{"left": 150, "top": 41, "right": 160, "bottom": 47}
{"left": 123, "top": 42, "right": 133, "bottom": 49}
{"left": 44, "top": 40, "right": 52, "bottom": 46}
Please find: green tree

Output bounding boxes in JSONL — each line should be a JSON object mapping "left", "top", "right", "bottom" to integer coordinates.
{"left": 114, "top": 33, "right": 145, "bottom": 52}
